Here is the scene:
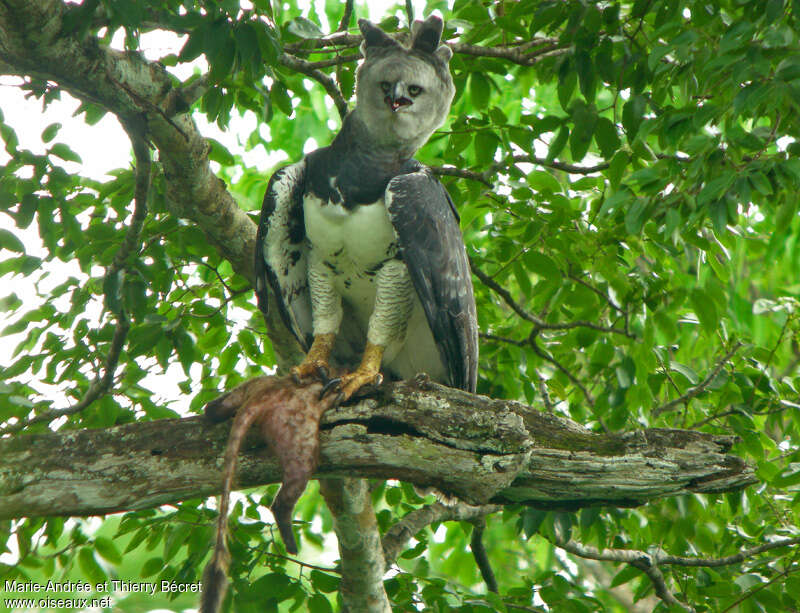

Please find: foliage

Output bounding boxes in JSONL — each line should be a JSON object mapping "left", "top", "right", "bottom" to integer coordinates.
{"left": 2, "top": 0, "right": 800, "bottom": 611}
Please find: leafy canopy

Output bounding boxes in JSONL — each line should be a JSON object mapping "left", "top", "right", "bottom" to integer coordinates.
{"left": 1, "top": 0, "right": 800, "bottom": 611}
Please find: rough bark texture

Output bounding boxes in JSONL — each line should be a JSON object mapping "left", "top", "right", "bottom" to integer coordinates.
{"left": 0, "top": 378, "right": 756, "bottom": 520}
{"left": 319, "top": 478, "right": 392, "bottom": 613}
{"left": 0, "top": 0, "right": 303, "bottom": 372}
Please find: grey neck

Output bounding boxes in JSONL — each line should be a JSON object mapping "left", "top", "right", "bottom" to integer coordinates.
{"left": 344, "top": 108, "right": 420, "bottom": 163}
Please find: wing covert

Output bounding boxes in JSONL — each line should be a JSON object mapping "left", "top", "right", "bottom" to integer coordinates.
{"left": 254, "top": 161, "right": 313, "bottom": 350}
{"left": 386, "top": 169, "right": 478, "bottom": 392}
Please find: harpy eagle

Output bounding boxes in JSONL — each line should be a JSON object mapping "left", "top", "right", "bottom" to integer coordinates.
{"left": 254, "top": 15, "right": 477, "bottom": 398}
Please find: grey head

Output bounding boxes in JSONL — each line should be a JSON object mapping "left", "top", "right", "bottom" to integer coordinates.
{"left": 354, "top": 16, "right": 455, "bottom": 154}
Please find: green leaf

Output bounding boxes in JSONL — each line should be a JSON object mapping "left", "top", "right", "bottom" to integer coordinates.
{"left": 235, "top": 22, "right": 260, "bottom": 65}
{"left": 469, "top": 73, "right": 491, "bottom": 110}
{"left": 622, "top": 95, "right": 647, "bottom": 142}
{"left": 698, "top": 174, "right": 735, "bottom": 207}
{"left": 558, "top": 58, "right": 577, "bottom": 110}
{"left": 775, "top": 197, "right": 798, "bottom": 233}
{"left": 547, "top": 126, "right": 569, "bottom": 161}
{"left": 141, "top": 556, "right": 164, "bottom": 578}
{"left": 208, "top": 138, "right": 235, "bottom": 166}
{"left": 527, "top": 170, "right": 562, "bottom": 194}
{"left": 0, "top": 229, "right": 25, "bottom": 254}
{"left": 287, "top": 17, "right": 324, "bottom": 39}
{"left": 748, "top": 171, "right": 773, "bottom": 195}
{"left": 610, "top": 565, "right": 642, "bottom": 588}
{"left": 690, "top": 288, "right": 720, "bottom": 333}
{"left": 103, "top": 269, "right": 124, "bottom": 315}
{"left": 474, "top": 131, "right": 499, "bottom": 167}
{"left": 575, "top": 49, "right": 596, "bottom": 102}
{"left": 570, "top": 103, "right": 597, "bottom": 161}
{"left": 309, "top": 570, "right": 339, "bottom": 593}
{"left": 308, "top": 594, "right": 334, "bottom": 613}
{"left": 94, "top": 536, "right": 122, "bottom": 564}
{"left": 524, "top": 251, "right": 560, "bottom": 283}
{"left": 179, "top": 24, "right": 209, "bottom": 62}
{"left": 49, "top": 142, "right": 82, "bottom": 163}
{"left": 624, "top": 198, "right": 648, "bottom": 234}
{"left": 41, "top": 122, "right": 62, "bottom": 143}
{"left": 77, "top": 548, "right": 106, "bottom": 585}
{"left": 271, "top": 82, "right": 293, "bottom": 116}
{"left": 522, "top": 509, "right": 548, "bottom": 538}
{"left": 208, "top": 34, "right": 236, "bottom": 83}
{"left": 669, "top": 362, "right": 700, "bottom": 385}
{"left": 594, "top": 117, "right": 621, "bottom": 159}
{"left": 606, "top": 150, "right": 629, "bottom": 189}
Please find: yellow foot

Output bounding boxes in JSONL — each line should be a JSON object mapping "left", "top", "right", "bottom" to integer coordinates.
{"left": 339, "top": 369, "right": 383, "bottom": 401}
{"left": 339, "top": 342, "right": 385, "bottom": 400}
{"left": 291, "top": 333, "right": 336, "bottom": 382}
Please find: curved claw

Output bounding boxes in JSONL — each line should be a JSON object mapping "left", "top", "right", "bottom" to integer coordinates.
{"left": 315, "top": 364, "right": 330, "bottom": 382}
{"left": 319, "top": 377, "right": 342, "bottom": 400}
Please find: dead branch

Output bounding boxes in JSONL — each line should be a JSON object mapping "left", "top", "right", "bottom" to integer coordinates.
{"left": 0, "top": 378, "right": 757, "bottom": 521}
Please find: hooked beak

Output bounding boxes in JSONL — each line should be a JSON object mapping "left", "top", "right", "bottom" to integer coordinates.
{"left": 385, "top": 84, "right": 412, "bottom": 112}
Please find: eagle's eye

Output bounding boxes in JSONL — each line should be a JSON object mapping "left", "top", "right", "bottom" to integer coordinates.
{"left": 408, "top": 85, "right": 423, "bottom": 97}
{"left": 380, "top": 81, "right": 391, "bottom": 93}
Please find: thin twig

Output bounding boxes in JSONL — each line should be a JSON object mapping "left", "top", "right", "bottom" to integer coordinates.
{"left": 653, "top": 342, "right": 743, "bottom": 417}
{"left": 1, "top": 122, "right": 151, "bottom": 435}
{"left": 469, "top": 519, "right": 498, "bottom": 593}
{"left": 720, "top": 561, "right": 800, "bottom": 613}
{"left": 450, "top": 41, "right": 569, "bottom": 66}
{"left": 630, "top": 559, "right": 694, "bottom": 612}
{"left": 554, "top": 536, "right": 695, "bottom": 611}
{"left": 337, "top": 0, "right": 353, "bottom": 32}
{"left": 480, "top": 332, "right": 526, "bottom": 347}
{"left": 471, "top": 262, "right": 632, "bottom": 338}
{"left": 299, "top": 53, "right": 361, "bottom": 69}
{"left": 529, "top": 333, "right": 598, "bottom": 411}
{"left": 659, "top": 536, "right": 800, "bottom": 567}
{"left": 382, "top": 502, "right": 501, "bottom": 567}
{"left": 492, "top": 154, "right": 610, "bottom": 176}
{"left": 567, "top": 272, "right": 623, "bottom": 313}
{"left": 431, "top": 165, "right": 493, "bottom": 187}
{"left": 278, "top": 53, "right": 348, "bottom": 119}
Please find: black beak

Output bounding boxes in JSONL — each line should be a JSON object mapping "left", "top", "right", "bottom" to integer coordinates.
{"left": 385, "top": 84, "right": 412, "bottom": 112}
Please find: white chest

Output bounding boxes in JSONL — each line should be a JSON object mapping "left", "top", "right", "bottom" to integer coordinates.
{"left": 303, "top": 194, "right": 398, "bottom": 266}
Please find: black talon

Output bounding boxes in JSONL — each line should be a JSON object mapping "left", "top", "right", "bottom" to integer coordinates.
{"left": 319, "top": 377, "right": 341, "bottom": 400}
{"left": 291, "top": 371, "right": 302, "bottom": 386}
{"left": 315, "top": 364, "right": 330, "bottom": 382}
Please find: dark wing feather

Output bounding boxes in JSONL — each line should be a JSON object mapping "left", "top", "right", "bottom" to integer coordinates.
{"left": 254, "top": 161, "right": 313, "bottom": 350}
{"left": 386, "top": 169, "right": 478, "bottom": 392}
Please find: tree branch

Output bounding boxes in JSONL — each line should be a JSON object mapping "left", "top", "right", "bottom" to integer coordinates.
{"left": 382, "top": 501, "right": 501, "bottom": 566}
{"left": 278, "top": 52, "right": 348, "bottom": 119}
{"left": 336, "top": 0, "right": 353, "bottom": 33}
{"left": 319, "top": 478, "right": 391, "bottom": 613}
{"left": 0, "top": 0, "right": 305, "bottom": 371}
{"left": 470, "top": 518, "right": 499, "bottom": 593}
{"left": 0, "top": 118, "right": 150, "bottom": 435}
{"left": 653, "top": 342, "right": 744, "bottom": 417}
{"left": 0, "top": 379, "right": 756, "bottom": 520}
{"left": 551, "top": 534, "right": 800, "bottom": 612}
{"left": 471, "top": 262, "right": 632, "bottom": 338}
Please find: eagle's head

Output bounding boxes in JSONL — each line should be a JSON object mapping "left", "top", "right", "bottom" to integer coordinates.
{"left": 354, "top": 16, "right": 455, "bottom": 153}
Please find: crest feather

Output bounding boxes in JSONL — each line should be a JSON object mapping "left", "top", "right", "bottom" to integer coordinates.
{"left": 410, "top": 15, "right": 444, "bottom": 54}
{"left": 358, "top": 19, "right": 401, "bottom": 56}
